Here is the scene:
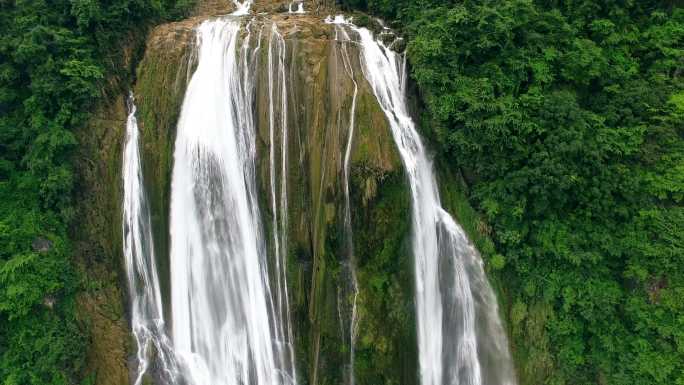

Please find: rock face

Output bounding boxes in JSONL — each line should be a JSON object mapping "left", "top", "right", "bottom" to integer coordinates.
{"left": 72, "top": 82, "right": 128, "bottom": 385}
{"left": 77, "top": 2, "right": 419, "bottom": 384}
{"left": 32, "top": 237, "right": 53, "bottom": 253}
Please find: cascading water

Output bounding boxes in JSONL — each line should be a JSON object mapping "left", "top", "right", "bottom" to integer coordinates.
{"left": 169, "top": 16, "right": 295, "bottom": 385}
{"left": 349, "top": 22, "right": 518, "bottom": 385}
{"left": 122, "top": 94, "right": 180, "bottom": 385}
{"left": 232, "top": 0, "right": 252, "bottom": 16}
{"left": 267, "top": 23, "right": 298, "bottom": 383}
{"left": 288, "top": 1, "right": 305, "bottom": 14}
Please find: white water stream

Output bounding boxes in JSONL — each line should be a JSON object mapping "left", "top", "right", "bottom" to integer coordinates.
{"left": 123, "top": 94, "right": 180, "bottom": 385}
{"left": 231, "top": 0, "right": 252, "bottom": 16}
{"left": 267, "top": 23, "right": 298, "bottom": 383}
{"left": 350, "top": 21, "right": 518, "bottom": 385}
{"left": 169, "top": 17, "right": 294, "bottom": 385}
{"left": 288, "top": 1, "right": 305, "bottom": 14}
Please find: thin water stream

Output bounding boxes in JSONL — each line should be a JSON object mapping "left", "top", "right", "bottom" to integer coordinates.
{"left": 123, "top": 94, "right": 180, "bottom": 385}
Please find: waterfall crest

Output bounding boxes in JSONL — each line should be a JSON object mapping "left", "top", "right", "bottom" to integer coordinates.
{"left": 351, "top": 23, "right": 518, "bottom": 385}
{"left": 122, "top": 94, "right": 180, "bottom": 385}
{"left": 231, "top": 0, "right": 252, "bottom": 15}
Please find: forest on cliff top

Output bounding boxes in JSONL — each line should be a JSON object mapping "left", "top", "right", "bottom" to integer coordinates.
{"left": 1, "top": 0, "right": 682, "bottom": 384}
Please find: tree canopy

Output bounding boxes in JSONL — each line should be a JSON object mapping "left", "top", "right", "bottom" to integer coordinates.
{"left": 0, "top": 1, "right": 191, "bottom": 383}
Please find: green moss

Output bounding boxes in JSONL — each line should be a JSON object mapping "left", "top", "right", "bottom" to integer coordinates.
{"left": 513, "top": 302, "right": 555, "bottom": 384}
{"left": 351, "top": 90, "right": 401, "bottom": 170}
{"left": 72, "top": 92, "right": 132, "bottom": 385}
{"left": 350, "top": 168, "right": 417, "bottom": 385}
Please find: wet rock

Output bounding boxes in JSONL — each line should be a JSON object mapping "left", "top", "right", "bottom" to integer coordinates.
{"left": 43, "top": 295, "right": 56, "bottom": 309}
{"left": 379, "top": 32, "right": 395, "bottom": 45}
{"left": 391, "top": 38, "right": 406, "bottom": 53}
{"left": 32, "top": 237, "right": 53, "bottom": 253}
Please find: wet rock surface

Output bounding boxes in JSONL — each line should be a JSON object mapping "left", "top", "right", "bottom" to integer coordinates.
{"left": 32, "top": 237, "right": 53, "bottom": 253}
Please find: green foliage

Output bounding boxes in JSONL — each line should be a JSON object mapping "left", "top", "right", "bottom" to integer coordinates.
{"left": 340, "top": 0, "right": 684, "bottom": 384}
{"left": 0, "top": 0, "right": 192, "bottom": 383}
{"left": 351, "top": 171, "right": 417, "bottom": 385}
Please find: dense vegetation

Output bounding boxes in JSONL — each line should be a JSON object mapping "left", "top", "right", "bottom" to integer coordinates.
{"left": 340, "top": 0, "right": 684, "bottom": 384}
{"left": 0, "top": 1, "right": 191, "bottom": 383}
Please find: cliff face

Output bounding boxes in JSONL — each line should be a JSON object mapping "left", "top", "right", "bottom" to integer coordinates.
{"left": 72, "top": 2, "right": 419, "bottom": 384}
{"left": 246, "top": 14, "right": 416, "bottom": 385}
{"left": 136, "top": 10, "right": 417, "bottom": 385}
{"left": 73, "top": 94, "right": 130, "bottom": 385}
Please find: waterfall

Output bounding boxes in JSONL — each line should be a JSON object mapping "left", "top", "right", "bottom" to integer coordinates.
{"left": 288, "top": 1, "right": 305, "bottom": 14}
{"left": 169, "top": 18, "right": 294, "bottom": 385}
{"left": 351, "top": 24, "right": 518, "bottom": 385}
{"left": 231, "top": 0, "right": 252, "bottom": 16}
{"left": 122, "top": 94, "right": 180, "bottom": 385}
{"left": 267, "top": 23, "right": 298, "bottom": 382}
